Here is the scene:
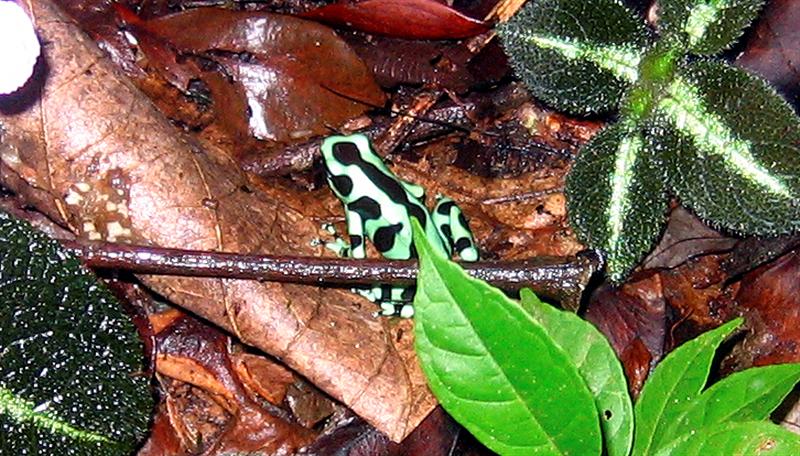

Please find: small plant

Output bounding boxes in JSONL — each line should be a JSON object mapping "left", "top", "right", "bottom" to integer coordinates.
{"left": 496, "top": 0, "right": 800, "bottom": 282}
{"left": 411, "top": 220, "right": 800, "bottom": 455}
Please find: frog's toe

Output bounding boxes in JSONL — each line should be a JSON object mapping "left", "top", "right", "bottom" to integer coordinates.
{"left": 398, "top": 304, "right": 415, "bottom": 318}
{"left": 355, "top": 287, "right": 380, "bottom": 302}
{"left": 321, "top": 222, "right": 338, "bottom": 235}
{"left": 379, "top": 302, "right": 398, "bottom": 316}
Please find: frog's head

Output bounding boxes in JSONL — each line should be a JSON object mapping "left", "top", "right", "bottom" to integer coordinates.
{"left": 320, "top": 133, "right": 373, "bottom": 172}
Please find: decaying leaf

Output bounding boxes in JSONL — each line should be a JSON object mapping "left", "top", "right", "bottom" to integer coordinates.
{"left": 117, "top": 5, "right": 385, "bottom": 144}
{"left": 154, "top": 314, "right": 314, "bottom": 453}
{"left": 584, "top": 274, "right": 667, "bottom": 397}
{"left": 0, "top": 0, "right": 431, "bottom": 442}
{"left": 735, "top": 251, "right": 800, "bottom": 367}
{"left": 736, "top": 0, "right": 800, "bottom": 101}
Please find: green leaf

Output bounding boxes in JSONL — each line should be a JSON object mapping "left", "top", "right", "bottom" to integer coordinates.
{"left": 653, "top": 60, "right": 800, "bottom": 235}
{"left": 411, "top": 220, "right": 601, "bottom": 455}
{"left": 662, "top": 363, "right": 800, "bottom": 440}
{"left": 0, "top": 211, "right": 153, "bottom": 455}
{"left": 654, "top": 421, "right": 800, "bottom": 455}
{"left": 519, "top": 289, "right": 633, "bottom": 456}
{"left": 632, "top": 318, "right": 742, "bottom": 455}
{"left": 658, "top": 0, "right": 764, "bottom": 55}
{"left": 496, "top": 0, "right": 650, "bottom": 115}
{"left": 565, "top": 122, "right": 668, "bottom": 282}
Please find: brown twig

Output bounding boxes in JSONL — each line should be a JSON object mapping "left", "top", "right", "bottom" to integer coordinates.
{"left": 65, "top": 240, "right": 601, "bottom": 311}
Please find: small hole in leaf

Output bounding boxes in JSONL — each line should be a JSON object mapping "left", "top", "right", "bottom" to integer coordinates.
{"left": 604, "top": 410, "right": 613, "bottom": 420}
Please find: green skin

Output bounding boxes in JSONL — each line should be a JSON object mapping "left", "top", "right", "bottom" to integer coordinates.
{"left": 320, "top": 133, "right": 479, "bottom": 317}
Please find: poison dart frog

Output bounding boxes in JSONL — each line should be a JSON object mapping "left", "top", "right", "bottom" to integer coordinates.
{"left": 320, "top": 133, "right": 479, "bottom": 318}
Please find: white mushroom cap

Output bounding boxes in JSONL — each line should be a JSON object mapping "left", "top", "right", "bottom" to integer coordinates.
{"left": 0, "top": 1, "right": 41, "bottom": 95}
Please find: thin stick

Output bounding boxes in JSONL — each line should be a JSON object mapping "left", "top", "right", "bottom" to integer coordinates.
{"left": 64, "top": 240, "right": 601, "bottom": 311}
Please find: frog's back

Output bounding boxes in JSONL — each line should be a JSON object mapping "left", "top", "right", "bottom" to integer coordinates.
{"left": 322, "top": 134, "right": 450, "bottom": 259}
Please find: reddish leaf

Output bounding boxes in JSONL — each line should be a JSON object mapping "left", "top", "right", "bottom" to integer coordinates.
{"left": 345, "top": 34, "right": 508, "bottom": 92}
{"left": 233, "top": 353, "right": 295, "bottom": 405}
{"left": 736, "top": 251, "right": 800, "bottom": 366}
{"left": 736, "top": 0, "right": 800, "bottom": 102}
{"left": 584, "top": 274, "right": 667, "bottom": 397}
{"left": 659, "top": 255, "right": 738, "bottom": 329}
{"left": 124, "top": 7, "right": 384, "bottom": 143}
{"left": 155, "top": 315, "right": 315, "bottom": 453}
{"left": 300, "top": 0, "right": 490, "bottom": 40}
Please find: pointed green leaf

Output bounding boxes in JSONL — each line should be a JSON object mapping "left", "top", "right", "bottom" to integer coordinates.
{"left": 566, "top": 122, "right": 668, "bottom": 282}
{"left": 658, "top": 0, "right": 764, "bottom": 55}
{"left": 662, "top": 363, "right": 800, "bottom": 440}
{"left": 654, "top": 421, "right": 800, "bottom": 455}
{"left": 654, "top": 60, "right": 800, "bottom": 235}
{"left": 497, "top": 0, "right": 650, "bottom": 115}
{"left": 632, "top": 318, "right": 742, "bottom": 455}
{"left": 411, "top": 220, "right": 601, "bottom": 455}
{"left": 0, "top": 211, "right": 153, "bottom": 455}
{"left": 519, "top": 289, "right": 633, "bottom": 456}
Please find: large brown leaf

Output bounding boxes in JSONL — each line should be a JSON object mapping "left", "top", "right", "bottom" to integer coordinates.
{"left": 0, "top": 0, "right": 431, "bottom": 442}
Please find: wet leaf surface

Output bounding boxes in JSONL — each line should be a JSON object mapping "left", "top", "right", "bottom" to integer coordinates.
{"left": 344, "top": 34, "right": 509, "bottom": 93}
{"left": 118, "top": 6, "right": 385, "bottom": 145}
{"left": 585, "top": 274, "right": 667, "bottom": 398}
{"left": 300, "top": 0, "right": 489, "bottom": 40}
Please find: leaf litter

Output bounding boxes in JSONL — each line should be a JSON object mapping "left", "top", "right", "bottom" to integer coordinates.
{"left": 1, "top": 0, "right": 800, "bottom": 452}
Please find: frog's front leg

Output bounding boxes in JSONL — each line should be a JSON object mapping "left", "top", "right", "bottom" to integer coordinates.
{"left": 320, "top": 206, "right": 367, "bottom": 259}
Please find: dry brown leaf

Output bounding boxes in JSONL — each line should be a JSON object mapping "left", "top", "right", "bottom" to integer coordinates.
{"left": 233, "top": 352, "right": 295, "bottom": 405}
{"left": 0, "top": 0, "right": 432, "bottom": 442}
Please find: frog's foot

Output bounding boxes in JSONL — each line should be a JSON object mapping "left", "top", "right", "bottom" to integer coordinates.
{"left": 377, "top": 302, "right": 415, "bottom": 318}
{"left": 353, "top": 286, "right": 381, "bottom": 302}
{"left": 315, "top": 222, "right": 354, "bottom": 257}
{"left": 311, "top": 223, "right": 339, "bottom": 248}
{"left": 321, "top": 222, "right": 338, "bottom": 236}
{"left": 325, "top": 238, "right": 351, "bottom": 257}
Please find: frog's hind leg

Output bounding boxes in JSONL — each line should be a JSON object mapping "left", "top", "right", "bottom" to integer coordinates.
{"left": 400, "top": 180, "right": 426, "bottom": 200}
{"left": 357, "top": 285, "right": 416, "bottom": 318}
{"left": 433, "top": 196, "right": 479, "bottom": 262}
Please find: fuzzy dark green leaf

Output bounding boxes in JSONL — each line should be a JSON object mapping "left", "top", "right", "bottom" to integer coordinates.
{"left": 566, "top": 123, "right": 668, "bottom": 282}
{"left": 658, "top": 0, "right": 764, "bottom": 55}
{"left": 653, "top": 421, "right": 800, "bottom": 455}
{"left": 411, "top": 220, "right": 601, "bottom": 456}
{"left": 632, "top": 318, "right": 742, "bottom": 456}
{"left": 654, "top": 60, "right": 800, "bottom": 235}
{"left": 496, "top": 0, "right": 650, "bottom": 115}
{"left": 0, "top": 211, "right": 153, "bottom": 455}
{"left": 519, "top": 289, "right": 633, "bottom": 456}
